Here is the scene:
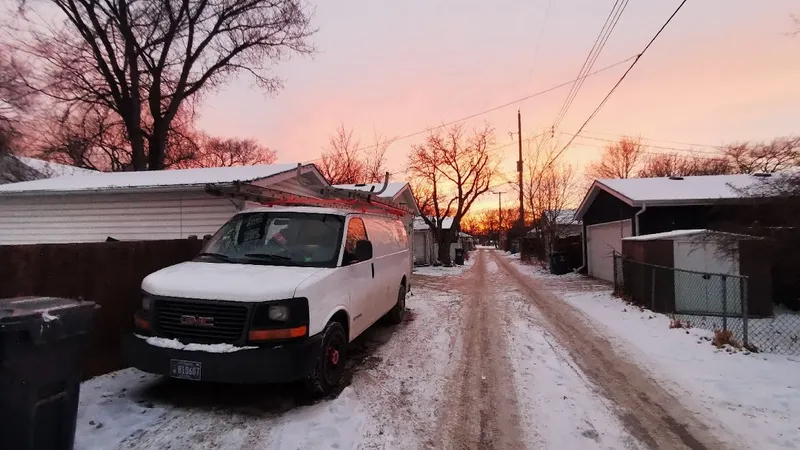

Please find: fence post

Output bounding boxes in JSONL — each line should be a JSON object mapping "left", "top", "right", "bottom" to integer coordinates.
{"left": 651, "top": 266, "right": 656, "bottom": 311}
{"left": 742, "top": 277, "right": 749, "bottom": 348}
{"left": 721, "top": 275, "right": 727, "bottom": 332}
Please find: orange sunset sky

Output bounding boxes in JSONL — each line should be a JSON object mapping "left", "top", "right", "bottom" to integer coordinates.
{"left": 195, "top": 0, "right": 800, "bottom": 211}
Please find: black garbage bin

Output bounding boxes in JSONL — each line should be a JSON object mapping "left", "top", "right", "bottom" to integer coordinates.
{"left": 549, "top": 251, "right": 569, "bottom": 275}
{"left": 454, "top": 248, "right": 465, "bottom": 266}
{"left": 0, "top": 296, "right": 97, "bottom": 450}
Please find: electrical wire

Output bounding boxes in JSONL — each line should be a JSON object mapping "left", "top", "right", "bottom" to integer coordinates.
{"left": 553, "top": 0, "right": 690, "bottom": 163}
{"left": 301, "top": 55, "right": 637, "bottom": 165}
{"left": 579, "top": 129, "right": 721, "bottom": 149}
{"left": 563, "top": 132, "right": 725, "bottom": 155}
{"left": 551, "top": 0, "right": 630, "bottom": 132}
{"left": 528, "top": 0, "right": 553, "bottom": 76}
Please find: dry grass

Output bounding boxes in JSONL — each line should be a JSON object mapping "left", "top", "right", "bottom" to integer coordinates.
{"left": 712, "top": 329, "right": 742, "bottom": 349}
{"left": 669, "top": 318, "right": 691, "bottom": 329}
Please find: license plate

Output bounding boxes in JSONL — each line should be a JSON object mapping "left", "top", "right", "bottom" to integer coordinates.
{"left": 170, "top": 359, "right": 201, "bottom": 381}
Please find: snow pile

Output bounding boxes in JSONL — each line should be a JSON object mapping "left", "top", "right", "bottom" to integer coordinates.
{"left": 136, "top": 334, "right": 257, "bottom": 353}
{"left": 514, "top": 262, "right": 800, "bottom": 450}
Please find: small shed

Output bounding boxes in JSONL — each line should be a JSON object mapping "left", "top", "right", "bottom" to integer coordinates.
{"left": 621, "top": 229, "right": 772, "bottom": 317}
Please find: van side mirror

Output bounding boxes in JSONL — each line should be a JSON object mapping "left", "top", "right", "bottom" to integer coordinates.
{"left": 355, "top": 240, "right": 373, "bottom": 262}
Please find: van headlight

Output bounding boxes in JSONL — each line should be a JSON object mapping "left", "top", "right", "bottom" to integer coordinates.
{"left": 142, "top": 294, "right": 153, "bottom": 311}
{"left": 267, "top": 305, "right": 289, "bottom": 321}
{"left": 249, "top": 298, "right": 310, "bottom": 342}
{"left": 251, "top": 298, "right": 309, "bottom": 328}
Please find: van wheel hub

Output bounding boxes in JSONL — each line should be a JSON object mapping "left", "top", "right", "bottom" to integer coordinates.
{"left": 328, "top": 348, "right": 340, "bottom": 365}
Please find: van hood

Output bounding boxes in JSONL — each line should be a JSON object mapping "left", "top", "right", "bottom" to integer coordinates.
{"left": 141, "top": 261, "right": 325, "bottom": 303}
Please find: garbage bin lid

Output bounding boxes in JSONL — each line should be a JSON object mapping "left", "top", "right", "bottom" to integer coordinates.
{"left": 0, "top": 296, "right": 94, "bottom": 327}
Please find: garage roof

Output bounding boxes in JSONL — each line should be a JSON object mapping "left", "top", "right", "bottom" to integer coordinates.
{"left": 575, "top": 174, "right": 775, "bottom": 220}
{"left": 0, "top": 163, "right": 319, "bottom": 195}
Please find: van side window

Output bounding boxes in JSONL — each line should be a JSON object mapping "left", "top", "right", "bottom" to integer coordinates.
{"left": 343, "top": 217, "right": 368, "bottom": 265}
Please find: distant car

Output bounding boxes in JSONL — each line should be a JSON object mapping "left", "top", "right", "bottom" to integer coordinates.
{"left": 124, "top": 206, "right": 411, "bottom": 394}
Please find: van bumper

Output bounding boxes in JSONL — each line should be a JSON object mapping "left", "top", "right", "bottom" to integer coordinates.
{"left": 123, "top": 333, "right": 322, "bottom": 384}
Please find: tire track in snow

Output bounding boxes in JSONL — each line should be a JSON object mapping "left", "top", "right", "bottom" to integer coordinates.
{"left": 433, "top": 250, "right": 526, "bottom": 449}
{"left": 491, "top": 251, "right": 732, "bottom": 450}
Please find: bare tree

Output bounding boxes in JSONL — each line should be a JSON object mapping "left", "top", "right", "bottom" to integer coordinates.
{"left": 721, "top": 137, "right": 800, "bottom": 174}
{"left": 409, "top": 123, "right": 497, "bottom": 264}
{"left": 173, "top": 136, "right": 276, "bottom": 169}
{"left": 637, "top": 152, "right": 734, "bottom": 178}
{"left": 15, "top": 0, "right": 313, "bottom": 170}
{"left": 534, "top": 164, "right": 577, "bottom": 253}
{"left": 37, "top": 102, "right": 201, "bottom": 171}
{"left": 318, "top": 124, "right": 389, "bottom": 184}
{"left": 586, "top": 137, "right": 645, "bottom": 180}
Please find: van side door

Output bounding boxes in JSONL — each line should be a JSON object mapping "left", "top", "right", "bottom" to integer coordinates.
{"left": 341, "top": 216, "right": 375, "bottom": 338}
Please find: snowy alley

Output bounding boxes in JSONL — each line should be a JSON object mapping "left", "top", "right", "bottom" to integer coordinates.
{"left": 76, "top": 249, "right": 798, "bottom": 450}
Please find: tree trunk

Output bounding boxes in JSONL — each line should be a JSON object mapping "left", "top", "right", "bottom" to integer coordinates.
{"left": 147, "top": 121, "right": 167, "bottom": 170}
{"left": 437, "top": 230, "right": 454, "bottom": 265}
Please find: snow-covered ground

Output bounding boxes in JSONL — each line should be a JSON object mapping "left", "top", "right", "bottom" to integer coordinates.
{"left": 512, "top": 259, "right": 800, "bottom": 450}
{"left": 412, "top": 253, "right": 475, "bottom": 277}
{"left": 75, "top": 280, "right": 462, "bottom": 450}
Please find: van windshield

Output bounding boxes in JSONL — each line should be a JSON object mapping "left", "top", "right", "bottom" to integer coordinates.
{"left": 197, "top": 212, "right": 345, "bottom": 268}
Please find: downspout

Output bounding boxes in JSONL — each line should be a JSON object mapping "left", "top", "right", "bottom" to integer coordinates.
{"left": 575, "top": 222, "right": 587, "bottom": 273}
{"left": 634, "top": 202, "right": 647, "bottom": 236}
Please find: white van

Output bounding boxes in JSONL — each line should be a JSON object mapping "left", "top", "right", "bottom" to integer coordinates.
{"left": 124, "top": 206, "right": 411, "bottom": 394}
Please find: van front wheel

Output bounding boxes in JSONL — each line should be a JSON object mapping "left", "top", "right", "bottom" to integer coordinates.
{"left": 385, "top": 284, "right": 406, "bottom": 325}
{"left": 305, "top": 321, "right": 347, "bottom": 395}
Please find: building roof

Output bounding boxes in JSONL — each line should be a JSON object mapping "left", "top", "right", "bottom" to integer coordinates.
{"left": 333, "top": 182, "right": 408, "bottom": 198}
{"left": 15, "top": 156, "right": 97, "bottom": 178}
{"left": 575, "top": 174, "right": 775, "bottom": 220}
{"left": 622, "top": 228, "right": 758, "bottom": 241}
{"left": 0, "top": 154, "right": 97, "bottom": 185}
{"left": 413, "top": 216, "right": 455, "bottom": 231}
{"left": 0, "top": 163, "right": 314, "bottom": 195}
{"left": 333, "top": 181, "right": 420, "bottom": 216}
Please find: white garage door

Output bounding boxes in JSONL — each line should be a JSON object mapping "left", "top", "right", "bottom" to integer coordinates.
{"left": 587, "top": 220, "right": 632, "bottom": 282}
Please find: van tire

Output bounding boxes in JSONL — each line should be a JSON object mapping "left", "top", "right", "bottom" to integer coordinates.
{"left": 304, "top": 321, "right": 347, "bottom": 395}
{"left": 386, "top": 284, "right": 406, "bottom": 325}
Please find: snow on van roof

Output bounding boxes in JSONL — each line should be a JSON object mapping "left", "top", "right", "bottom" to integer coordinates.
{"left": 333, "top": 182, "right": 408, "bottom": 199}
{"left": 0, "top": 163, "right": 310, "bottom": 194}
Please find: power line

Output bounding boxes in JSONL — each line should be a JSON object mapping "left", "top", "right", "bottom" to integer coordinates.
{"left": 580, "top": 129, "right": 721, "bottom": 149}
{"left": 551, "top": 0, "right": 630, "bottom": 132}
{"left": 563, "top": 132, "right": 725, "bottom": 155}
{"left": 555, "top": 0, "right": 690, "bottom": 161}
{"left": 568, "top": 140, "right": 727, "bottom": 161}
{"left": 528, "top": 0, "right": 553, "bottom": 76}
{"left": 302, "top": 55, "right": 637, "bottom": 165}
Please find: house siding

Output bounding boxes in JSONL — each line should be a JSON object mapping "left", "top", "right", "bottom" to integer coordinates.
{"left": 0, "top": 191, "right": 237, "bottom": 244}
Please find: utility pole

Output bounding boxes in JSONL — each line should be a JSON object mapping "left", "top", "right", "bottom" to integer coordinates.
{"left": 492, "top": 191, "right": 503, "bottom": 249}
{"left": 517, "top": 110, "right": 525, "bottom": 230}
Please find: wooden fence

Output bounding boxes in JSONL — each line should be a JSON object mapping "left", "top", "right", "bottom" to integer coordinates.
{"left": 0, "top": 239, "right": 204, "bottom": 379}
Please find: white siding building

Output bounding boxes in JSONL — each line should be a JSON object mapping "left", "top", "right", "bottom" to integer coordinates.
{"left": 0, "top": 164, "right": 329, "bottom": 244}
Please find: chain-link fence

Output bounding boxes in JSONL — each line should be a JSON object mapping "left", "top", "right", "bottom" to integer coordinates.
{"left": 613, "top": 254, "right": 800, "bottom": 355}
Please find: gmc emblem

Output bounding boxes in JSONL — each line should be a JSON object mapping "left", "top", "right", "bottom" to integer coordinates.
{"left": 179, "top": 315, "right": 215, "bottom": 327}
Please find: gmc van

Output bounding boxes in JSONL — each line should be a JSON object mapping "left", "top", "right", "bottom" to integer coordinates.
{"left": 124, "top": 206, "right": 411, "bottom": 394}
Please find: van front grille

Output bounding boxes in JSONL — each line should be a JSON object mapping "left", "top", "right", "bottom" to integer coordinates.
{"left": 153, "top": 299, "right": 248, "bottom": 343}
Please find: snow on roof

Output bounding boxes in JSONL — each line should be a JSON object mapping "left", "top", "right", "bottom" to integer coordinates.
{"left": 622, "top": 229, "right": 708, "bottom": 241}
{"left": 600, "top": 174, "right": 766, "bottom": 203}
{"left": 576, "top": 174, "right": 775, "bottom": 220}
{"left": 623, "top": 228, "right": 759, "bottom": 241}
{"left": 332, "top": 182, "right": 408, "bottom": 199}
{"left": 0, "top": 163, "right": 309, "bottom": 194}
{"left": 413, "top": 216, "right": 455, "bottom": 231}
{"left": 542, "top": 209, "right": 579, "bottom": 225}
{"left": 15, "top": 156, "right": 97, "bottom": 177}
